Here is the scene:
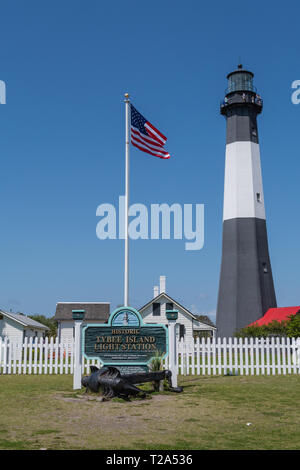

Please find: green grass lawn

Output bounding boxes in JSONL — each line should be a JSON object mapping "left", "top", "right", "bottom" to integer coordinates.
{"left": 0, "top": 374, "right": 299, "bottom": 450}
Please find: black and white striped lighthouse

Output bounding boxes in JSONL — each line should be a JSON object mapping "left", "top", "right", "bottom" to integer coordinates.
{"left": 216, "top": 65, "right": 277, "bottom": 337}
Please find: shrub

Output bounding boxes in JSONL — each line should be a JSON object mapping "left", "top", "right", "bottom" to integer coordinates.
{"left": 286, "top": 314, "right": 300, "bottom": 338}
{"left": 149, "top": 351, "right": 164, "bottom": 392}
{"left": 149, "top": 350, "right": 163, "bottom": 371}
{"left": 235, "top": 320, "right": 288, "bottom": 338}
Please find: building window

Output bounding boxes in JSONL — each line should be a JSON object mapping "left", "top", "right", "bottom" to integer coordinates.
{"left": 153, "top": 303, "right": 161, "bottom": 316}
{"left": 166, "top": 302, "right": 173, "bottom": 311}
{"left": 193, "top": 330, "right": 212, "bottom": 339}
{"left": 179, "top": 324, "right": 185, "bottom": 339}
{"left": 256, "top": 193, "right": 262, "bottom": 203}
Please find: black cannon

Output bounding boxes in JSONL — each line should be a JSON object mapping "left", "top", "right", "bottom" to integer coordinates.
{"left": 81, "top": 366, "right": 183, "bottom": 401}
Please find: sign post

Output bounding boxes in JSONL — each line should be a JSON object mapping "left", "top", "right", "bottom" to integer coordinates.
{"left": 166, "top": 310, "right": 178, "bottom": 388}
{"left": 72, "top": 310, "right": 85, "bottom": 390}
{"left": 82, "top": 306, "right": 168, "bottom": 375}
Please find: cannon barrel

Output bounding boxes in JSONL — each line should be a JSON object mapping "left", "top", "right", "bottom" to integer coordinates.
{"left": 124, "top": 370, "right": 170, "bottom": 385}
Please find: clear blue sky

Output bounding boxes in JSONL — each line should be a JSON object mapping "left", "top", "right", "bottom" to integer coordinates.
{"left": 0, "top": 1, "right": 299, "bottom": 320}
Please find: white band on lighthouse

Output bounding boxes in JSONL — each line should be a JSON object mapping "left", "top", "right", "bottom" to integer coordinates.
{"left": 223, "top": 141, "right": 266, "bottom": 221}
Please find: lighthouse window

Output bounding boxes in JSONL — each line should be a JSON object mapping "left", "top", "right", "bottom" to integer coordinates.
{"left": 153, "top": 303, "right": 161, "bottom": 316}
{"left": 256, "top": 193, "right": 262, "bottom": 203}
{"left": 263, "top": 263, "right": 268, "bottom": 273}
{"left": 228, "top": 72, "right": 254, "bottom": 93}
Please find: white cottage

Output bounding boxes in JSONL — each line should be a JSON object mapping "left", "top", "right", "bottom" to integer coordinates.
{"left": 0, "top": 310, "right": 49, "bottom": 342}
{"left": 139, "top": 276, "right": 217, "bottom": 341}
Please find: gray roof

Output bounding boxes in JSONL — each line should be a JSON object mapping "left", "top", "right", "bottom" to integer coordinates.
{"left": 0, "top": 310, "right": 50, "bottom": 330}
{"left": 54, "top": 302, "right": 110, "bottom": 322}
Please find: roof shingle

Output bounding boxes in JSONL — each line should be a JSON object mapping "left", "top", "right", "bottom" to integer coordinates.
{"left": 54, "top": 302, "right": 110, "bottom": 322}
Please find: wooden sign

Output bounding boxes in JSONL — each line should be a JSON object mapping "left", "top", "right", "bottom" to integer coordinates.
{"left": 82, "top": 307, "right": 168, "bottom": 374}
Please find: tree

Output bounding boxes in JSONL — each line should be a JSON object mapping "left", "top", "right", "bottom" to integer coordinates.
{"left": 286, "top": 314, "right": 300, "bottom": 338}
{"left": 28, "top": 315, "right": 57, "bottom": 338}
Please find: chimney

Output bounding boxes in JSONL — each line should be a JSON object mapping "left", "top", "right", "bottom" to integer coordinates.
{"left": 153, "top": 285, "right": 159, "bottom": 298}
{"left": 159, "top": 275, "right": 166, "bottom": 294}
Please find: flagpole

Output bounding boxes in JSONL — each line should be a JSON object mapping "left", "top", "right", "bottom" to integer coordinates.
{"left": 124, "top": 93, "right": 130, "bottom": 306}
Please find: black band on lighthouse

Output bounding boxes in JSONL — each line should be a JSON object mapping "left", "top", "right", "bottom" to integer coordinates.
{"left": 217, "top": 218, "right": 277, "bottom": 337}
{"left": 226, "top": 105, "right": 259, "bottom": 144}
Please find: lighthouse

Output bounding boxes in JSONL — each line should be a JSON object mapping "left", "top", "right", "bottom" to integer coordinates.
{"left": 216, "top": 65, "right": 277, "bottom": 337}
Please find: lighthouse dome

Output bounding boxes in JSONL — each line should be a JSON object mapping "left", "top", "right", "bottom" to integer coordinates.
{"left": 227, "top": 65, "right": 255, "bottom": 93}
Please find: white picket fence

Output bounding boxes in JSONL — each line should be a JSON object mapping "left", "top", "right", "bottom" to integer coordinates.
{"left": 0, "top": 337, "right": 98, "bottom": 375}
{"left": 0, "top": 336, "right": 299, "bottom": 376}
{"left": 177, "top": 336, "right": 300, "bottom": 376}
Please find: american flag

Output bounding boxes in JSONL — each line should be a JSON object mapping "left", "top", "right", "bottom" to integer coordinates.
{"left": 130, "top": 104, "right": 170, "bottom": 159}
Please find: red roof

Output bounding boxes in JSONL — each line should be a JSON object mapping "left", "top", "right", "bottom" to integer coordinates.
{"left": 249, "top": 307, "right": 300, "bottom": 326}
